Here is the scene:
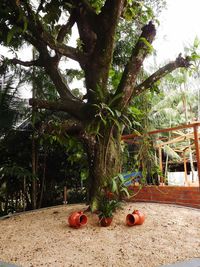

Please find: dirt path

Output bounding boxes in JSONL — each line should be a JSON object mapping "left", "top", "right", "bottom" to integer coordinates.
{"left": 0, "top": 203, "right": 199, "bottom": 267}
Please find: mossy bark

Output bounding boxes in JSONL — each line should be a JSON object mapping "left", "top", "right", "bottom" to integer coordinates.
{"left": 86, "top": 126, "right": 122, "bottom": 211}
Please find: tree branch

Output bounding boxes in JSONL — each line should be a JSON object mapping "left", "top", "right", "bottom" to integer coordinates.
{"left": 2, "top": 1, "right": 92, "bottom": 121}
{"left": 134, "top": 54, "right": 191, "bottom": 95}
{"left": 20, "top": 5, "right": 87, "bottom": 118}
{"left": 99, "top": 0, "right": 125, "bottom": 18}
{"left": 29, "top": 98, "right": 87, "bottom": 121}
{"left": 14, "top": 4, "right": 82, "bottom": 106}
{"left": 56, "top": 0, "right": 97, "bottom": 48}
{"left": 74, "top": 2, "right": 98, "bottom": 56}
{"left": 40, "top": 118, "right": 95, "bottom": 145}
{"left": 81, "top": 0, "right": 125, "bottom": 101}
{"left": 36, "top": 0, "right": 45, "bottom": 14}
{"left": 40, "top": 119, "right": 84, "bottom": 137}
{"left": 43, "top": 34, "right": 83, "bottom": 62}
{"left": 97, "top": 0, "right": 125, "bottom": 61}
{"left": 21, "top": 1, "right": 84, "bottom": 63}
{"left": 43, "top": 58, "right": 82, "bottom": 101}
{"left": 57, "top": 12, "right": 76, "bottom": 43}
{"left": 10, "top": 58, "right": 42, "bottom": 67}
{"left": 115, "top": 21, "right": 156, "bottom": 107}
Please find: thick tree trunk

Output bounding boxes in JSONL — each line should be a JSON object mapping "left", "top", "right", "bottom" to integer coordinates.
{"left": 87, "top": 126, "right": 122, "bottom": 211}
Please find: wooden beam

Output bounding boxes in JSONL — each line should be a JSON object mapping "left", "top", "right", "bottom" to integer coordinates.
{"left": 183, "top": 151, "right": 188, "bottom": 186}
{"left": 155, "top": 135, "right": 185, "bottom": 148}
{"left": 156, "top": 132, "right": 200, "bottom": 148}
{"left": 158, "top": 147, "right": 164, "bottom": 184}
{"left": 159, "top": 147, "right": 163, "bottom": 172}
{"left": 122, "top": 121, "right": 200, "bottom": 140}
{"left": 193, "top": 125, "right": 200, "bottom": 188}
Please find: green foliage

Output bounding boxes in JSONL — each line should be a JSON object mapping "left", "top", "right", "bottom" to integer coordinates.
{"left": 67, "top": 188, "right": 87, "bottom": 204}
{"left": 43, "top": 2, "right": 62, "bottom": 25}
{"left": 185, "top": 36, "right": 200, "bottom": 61}
{"left": 21, "top": 66, "right": 59, "bottom": 101}
{"left": 86, "top": 102, "right": 123, "bottom": 136}
{"left": 97, "top": 173, "right": 131, "bottom": 218}
{"left": 0, "top": 72, "right": 27, "bottom": 135}
{"left": 66, "top": 69, "right": 85, "bottom": 85}
{"left": 0, "top": 2, "right": 28, "bottom": 48}
{"left": 113, "top": 0, "right": 165, "bottom": 70}
{"left": 0, "top": 111, "right": 89, "bottom": 214}
{"left": 136, "top": 132, "right": 160, "bottom": 183}
{"left": 0, "top": 0, "right": 173, "bottom": 210}
{"left": 89, "top": 0, "right": 105, "bottom": 13}
{"left": 39, "top": 124, "right": 89, "bottom": 186}
{"left": 149, "top": 69, "right": 198, "bottom": 129}
{"left": 109, "top": 68, "right": 123, "bottom": 88}
{"left": 76, "top": 39, "right": 84, "bottom": 52}
{"left": 139, "top": 37, "right": 154, "bottom": 54}
{"left": 87, "top": 98, "right": 142, "bottom": 137}
{"left": 123, "top": 0, "right": 157, "bottom": 23}
{"left": 0, "top": 163, "right": 34, "bottom": 180}
{"left": 98, "top": 196, "right": 121, "bottom": 219}
{"left": 109, "top": 174, "right": 130, "bottom": 199}
{"left": 122, "top": 91, "right": 161, "bottom": 181}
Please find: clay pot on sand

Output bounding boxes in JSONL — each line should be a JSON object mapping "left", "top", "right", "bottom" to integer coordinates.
{"left": 126, "top": 210, "right": 145, "bottom": 226}
{"left": 99, "top": 217, "right": 113, "bottom": 227}
{"left": 68, "top": 211, "right": 88, "bottom": 228}
{"left": 133, "top": 210, "right": 145, "bottom": 225}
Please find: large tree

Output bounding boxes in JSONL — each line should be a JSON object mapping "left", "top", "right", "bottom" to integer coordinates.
{"left": 0, "top": 0, "right": 190, "bottom": 210}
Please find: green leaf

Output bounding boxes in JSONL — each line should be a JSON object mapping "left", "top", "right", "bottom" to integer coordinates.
{"left": 193, "top": 36, "right": 200, "bottom": 49}
{"left": 110, "top": 117, "right": 121, "bottom": 130}
{"left": 117, "top": 173, "right": 125, "bottom": 183}
{"left": 22, "top": 17, "right": 28, "bottom": 32}
{"left": 111, "top": 179, "right": 118, "bottom": 194}
{"left": 121, "top": 115, "right": 132, "bottom": 128}
{"left": 139, "top": 37, "right": 154, "bottom": 53}
{"left": 120, "top": 187, "right": 130, "bottom": 198}
{"left": 109, "top": 93, "right": 123, "bottom": 107}
{"left": 115, "top": 110, "right": 121, "bottom": 118}
{"left": 7, "top": 27, "right": 16, "bottom": 44}
{"left": 106, "top": 106, "right": 114, "bottom": 117}
{"left": 109, "top": 68, "right": 115, "bottom": 77}
{"left": 99, "top": 114, "right": 107, "bottom": 126}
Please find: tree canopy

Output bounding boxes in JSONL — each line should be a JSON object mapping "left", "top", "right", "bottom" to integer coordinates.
{"left": 0, "top": 0, "right": 192, "bottom": 210}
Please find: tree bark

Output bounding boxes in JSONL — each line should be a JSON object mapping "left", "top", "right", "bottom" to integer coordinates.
{"left": 86, "top": 126, "right": 122, "bottom": 211}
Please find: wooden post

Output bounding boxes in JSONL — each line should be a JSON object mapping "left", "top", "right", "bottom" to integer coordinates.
{"left": 31, "top": 48, "right": 37, "bottom": 210}
{"left": 23, "top": 176, "right": 26, "bottom": 211}
{"left": 193, "top": 125, "right": 200, "bottom": 188}
{"left": 158, "top": 146, "right": 164, "bottom": 185}
{"left": 183, "top": 151, "right": 188, "bottom": 186}
{"left": 63, "top": 186, "right": 67, "bottom": 204}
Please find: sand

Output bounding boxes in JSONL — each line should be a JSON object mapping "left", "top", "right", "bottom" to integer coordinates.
{"left": 0, "top": 202, "right": 200, "bottom": 267}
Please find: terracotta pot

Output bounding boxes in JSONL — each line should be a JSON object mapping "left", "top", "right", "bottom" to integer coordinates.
{"left": 106, "top": 191, "right": 115, "bottom": 199}
{"left": 99, "top": 217, "right": 113, "bottom": 227}
{"left": 126, "top": 210, "right": 145, "bottom": 226}
{"left": 133, "top": 210, "right": 145, "bottom": 225}
{"left": 126, "top": 213, "right": 140, "bottom": 226}
{"left": 68, "top": 211, "right": 88, "bottom": 228}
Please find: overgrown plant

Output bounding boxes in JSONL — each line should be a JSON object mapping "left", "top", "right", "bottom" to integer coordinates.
{"left": 0, "top": 0, "right": 192, "bottom": 210}
{"left": 98, "top": 196, "right": 121, "bottom": 219}
{"left": 97, "top": 174, "right": 130, "bottom": 217}
{"left": 109, "top": 173, "right": 130, "bottom": 199}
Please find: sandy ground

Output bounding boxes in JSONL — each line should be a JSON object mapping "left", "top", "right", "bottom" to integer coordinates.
{"left": 0, "top": 202, "right": 200, "bottom": 267}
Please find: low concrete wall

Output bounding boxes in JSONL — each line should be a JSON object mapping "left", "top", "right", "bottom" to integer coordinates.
{"left": 128, "top": 186, "right": 200, "bottom": 209}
